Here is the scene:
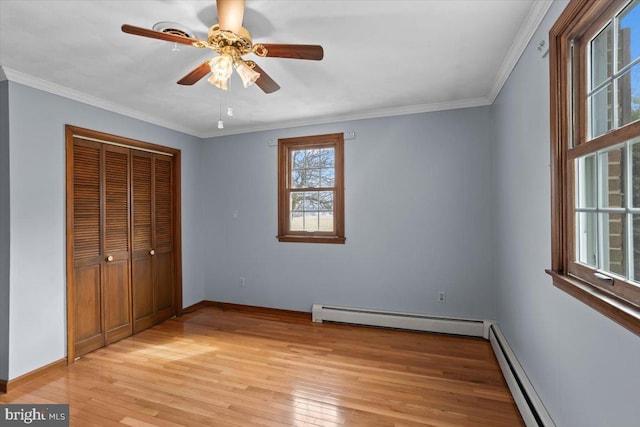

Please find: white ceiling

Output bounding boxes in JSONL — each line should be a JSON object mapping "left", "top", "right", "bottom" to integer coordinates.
{"left": 0, "top": 0, "right": 552, "bottom": 138}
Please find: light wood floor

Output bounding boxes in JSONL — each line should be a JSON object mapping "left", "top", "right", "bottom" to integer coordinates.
{"left": 1, "top": 305, "right": 524, "bottom": 426}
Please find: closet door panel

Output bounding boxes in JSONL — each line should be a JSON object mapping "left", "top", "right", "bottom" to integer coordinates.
{"left": 103, "top": 261, "right": 131, "bottom": 343}
{"left": 72, "top": 140, "right": 104, "bottom": 357}
{"left": 73, "top": 265, "right": 103, "bottom": 356}
{"left": 131, "top": 152, "right": 154, "bottom": 332}
{"left": 154, "top": 251, "right": 174, "bottom": 322}
{"left": 103, "top": 146, "right": 132, "bottom": 343}
{"left": 154, "top": 155, "right": 175, "bottom": 322}
{"left": 132, "top": 257, "right": 154, "bottom": 332}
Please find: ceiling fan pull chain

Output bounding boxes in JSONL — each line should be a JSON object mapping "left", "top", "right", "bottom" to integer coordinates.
{"left": 218, "top": 93, "right": 224, "bottom": 129}
{"left": 227, "top": 79, "right": 233, "bottom": 117}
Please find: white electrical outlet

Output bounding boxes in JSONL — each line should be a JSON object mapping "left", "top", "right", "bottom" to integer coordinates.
{"left": 438, "top": 291, "right": 446, "bottom": 303}
{"left": 239, "top": 277, "right": 245, "bottom": 287}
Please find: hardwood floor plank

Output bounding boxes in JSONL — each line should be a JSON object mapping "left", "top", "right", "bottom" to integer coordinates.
{"left": 1, "top": 306, "right": 524, "bottom": 426}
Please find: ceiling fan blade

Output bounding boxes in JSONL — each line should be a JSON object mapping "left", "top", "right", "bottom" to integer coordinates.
{"left": 121, "top": 24, "right": 202, "bottom": 46}
{"left": 177, "top": 61, "right": 211, "bottom": 85}
{"left": 247, "top": 62, "right": 280, "bottom": 94}
{"left": 216, "top": 0, "right": 245, "bottom": 34}
{"left": 259, "top": 44, "right": 324, "bottom": 60}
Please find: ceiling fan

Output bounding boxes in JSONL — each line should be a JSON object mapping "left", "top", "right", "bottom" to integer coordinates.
{"left": 121, "top": 0, "right": 324, "bottom": 94}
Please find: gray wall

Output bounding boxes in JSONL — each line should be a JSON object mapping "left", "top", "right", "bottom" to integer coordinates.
{"left": 0, "top": 80, "right": 9, "bottom": 381}
{"left": 201, "top": 108, "right": 496, "bottom": 319}
{"left": 6, "top": 82, "right": 205, "bottom": 380}
{"left": 493, "top": 1, "right": 640, "bottom": 426}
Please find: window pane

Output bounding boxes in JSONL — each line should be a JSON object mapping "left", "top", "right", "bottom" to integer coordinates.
{"left": 291, "top": 170, "right": 303, "bottom": 188}
{"left": 618, "top": 0, "right": 640, "bottom": 70}
{"left": 590, "top": 84, "right": 613, "bottom": 138}
{"left": 290, "top": 191, "right": 304, "bottom": 212}
{"left": 591, "top": 23, "right": 613, "bottom": 89}
{"left": 602, "top": 212, "right": 626, "bottom": 277}
{"left": 303, "top": 191, "right": 319, "bottom": 210}
{"left": 633, "top": 214, "right": 640, "bottom": 282}
{"left": 290, "top": 212, "right": 304, "bottom": 231}
{"left": 292, "top": 150, "right": 306, "bottom": 169}
{"left": 305, "top": 169, "right": 321, "bottom": 187}
{"left": 319, "top": 212, "right": 334, "bottom": 232}
{"left": 632, "top": 142, "right": 640, "bottom": 207}
{"left": 576, "top": 154, "right": 597, "bottom": 208}
{"left": 305, "top": 149, "right": 321, "bottom": 168}
{"left": 320, "top": 168, "right": 335, "bottom": 187}
{"left": 303, "top": 212, "right": 319, "bottom": 232}
{"left": 320, "top": 148, "right": 335, "bottom": 167}
{"left": 577, "top": 212, "right": 598, "bottom": 267}
{"left": 617, "top": 62, "right": 640, "bottom": 128}
{"left": 318, "top": 191, "right": 333, "bottom": 211}
{"left": 599, "top": 146, "right": 626, "bottom": 208}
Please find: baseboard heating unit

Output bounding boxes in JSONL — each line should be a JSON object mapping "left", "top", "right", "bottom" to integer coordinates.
{"left": 311, "top": 304, "right": 491, "bottom": 338}
{"left": 489, "top": 324, "right": 556, "bottom": 427}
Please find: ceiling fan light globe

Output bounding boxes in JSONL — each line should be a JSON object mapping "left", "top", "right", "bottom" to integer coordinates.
{"left": 208, "top": 75, "right": 229, "bottom": 90}
{"left": 208, "top": 55, "right": 234, "bottom": 90}
{"left": 236, "top": 61, "right": 260, "bottom": 88}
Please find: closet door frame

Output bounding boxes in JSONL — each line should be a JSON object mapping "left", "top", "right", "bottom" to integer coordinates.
{"left": 65, "top": 125, "right": 183, "bottom": 364}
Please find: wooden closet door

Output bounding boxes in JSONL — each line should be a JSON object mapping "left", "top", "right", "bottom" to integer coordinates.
{"left": 72, "top": 140, "right": 132, "bottom": 357}
{"left": 131, "top": 152, "right": 175, "bottom": 331}
{"left": 131, "top": 151, "right": 154, "bottom": 333}
{"left": 103, "top": 145, "right": 132, "bottom": 344}
{"left": 153, "top": 155, "right": 175, "bottom": 323}
{"left": 72, "top": 139, "right": 104, "bottom": 357}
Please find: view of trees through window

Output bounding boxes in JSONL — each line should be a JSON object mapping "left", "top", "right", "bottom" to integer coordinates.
{"left": 289, "top": 147, "right": 335, "bottom": 232}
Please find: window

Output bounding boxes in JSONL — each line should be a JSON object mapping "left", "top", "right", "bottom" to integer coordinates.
{"left": 277, "top": 133, "right": 345, "bottom": 244}
{"left": 549, "top": 0, "right": 640, "bottom": 335}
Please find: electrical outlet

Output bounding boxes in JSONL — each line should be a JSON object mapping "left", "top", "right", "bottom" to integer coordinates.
{"left": 438, "top": 291, "right": 446, "bottom": 303}
{"left": 239, "top": 277, "right": 245, "bottom": 287}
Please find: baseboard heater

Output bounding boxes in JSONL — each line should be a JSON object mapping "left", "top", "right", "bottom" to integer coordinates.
{"left": 311, "top": 304, "right": 491, "bottom": 338}
{"left": 489, "top": 324, "right": 556, "bottom": 427}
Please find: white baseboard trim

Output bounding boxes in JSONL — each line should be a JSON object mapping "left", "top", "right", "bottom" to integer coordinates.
{"left": 489, "top": 324, "right": 556, "bottom": 427}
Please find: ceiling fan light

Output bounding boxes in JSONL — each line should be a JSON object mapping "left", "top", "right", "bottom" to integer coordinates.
{"left": 236, "top": 61, "right": 260, "bottom": 88}
{"left": 208, "top": 54, "right": 233, "bottom": 90}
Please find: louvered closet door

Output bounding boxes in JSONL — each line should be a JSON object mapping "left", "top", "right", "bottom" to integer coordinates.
{"left": 72, "top": 140, "right": 132, "bottom": 357}
{"left": 131, "top": 151, "right": 154, "bottom": 333}
{"left": 103, "top": 145, "right": 132, "bottom": 345}
{"left": 72, "top": 139, "right": 104, "bottom": 356}
{"left": 131, "top": 152, "right": 175, "bottom": 332}
{"left": 153, "top": 155, "right": 175, "bottom": 324}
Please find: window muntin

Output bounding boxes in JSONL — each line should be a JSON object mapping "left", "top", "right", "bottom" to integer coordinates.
{"left": 277, "top": 133, "right": 345, "bottom": 244}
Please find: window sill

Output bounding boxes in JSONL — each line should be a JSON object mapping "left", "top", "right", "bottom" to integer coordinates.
{"left": 277, "top": 235, "right": 346, "bottom": 244}
{"left": 545, "top": 269, "right": 640, "bottom": 337}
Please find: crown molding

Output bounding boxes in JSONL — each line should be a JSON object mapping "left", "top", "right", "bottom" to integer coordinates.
{"left": 487, "top": 0, "right": 553, "bottom": 102}
{"left": 0, "top": 66, "right": 202, "bottom": 137}
{"left": 204, "top": 97, "right": 493, "bottom": 138}
{"left": 0, "top": 67, "right": 7, "bottom": 82}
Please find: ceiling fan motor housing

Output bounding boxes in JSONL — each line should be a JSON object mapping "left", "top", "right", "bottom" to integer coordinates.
{"left": 207, "top": 24, "right": 254, "bottom": 58}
